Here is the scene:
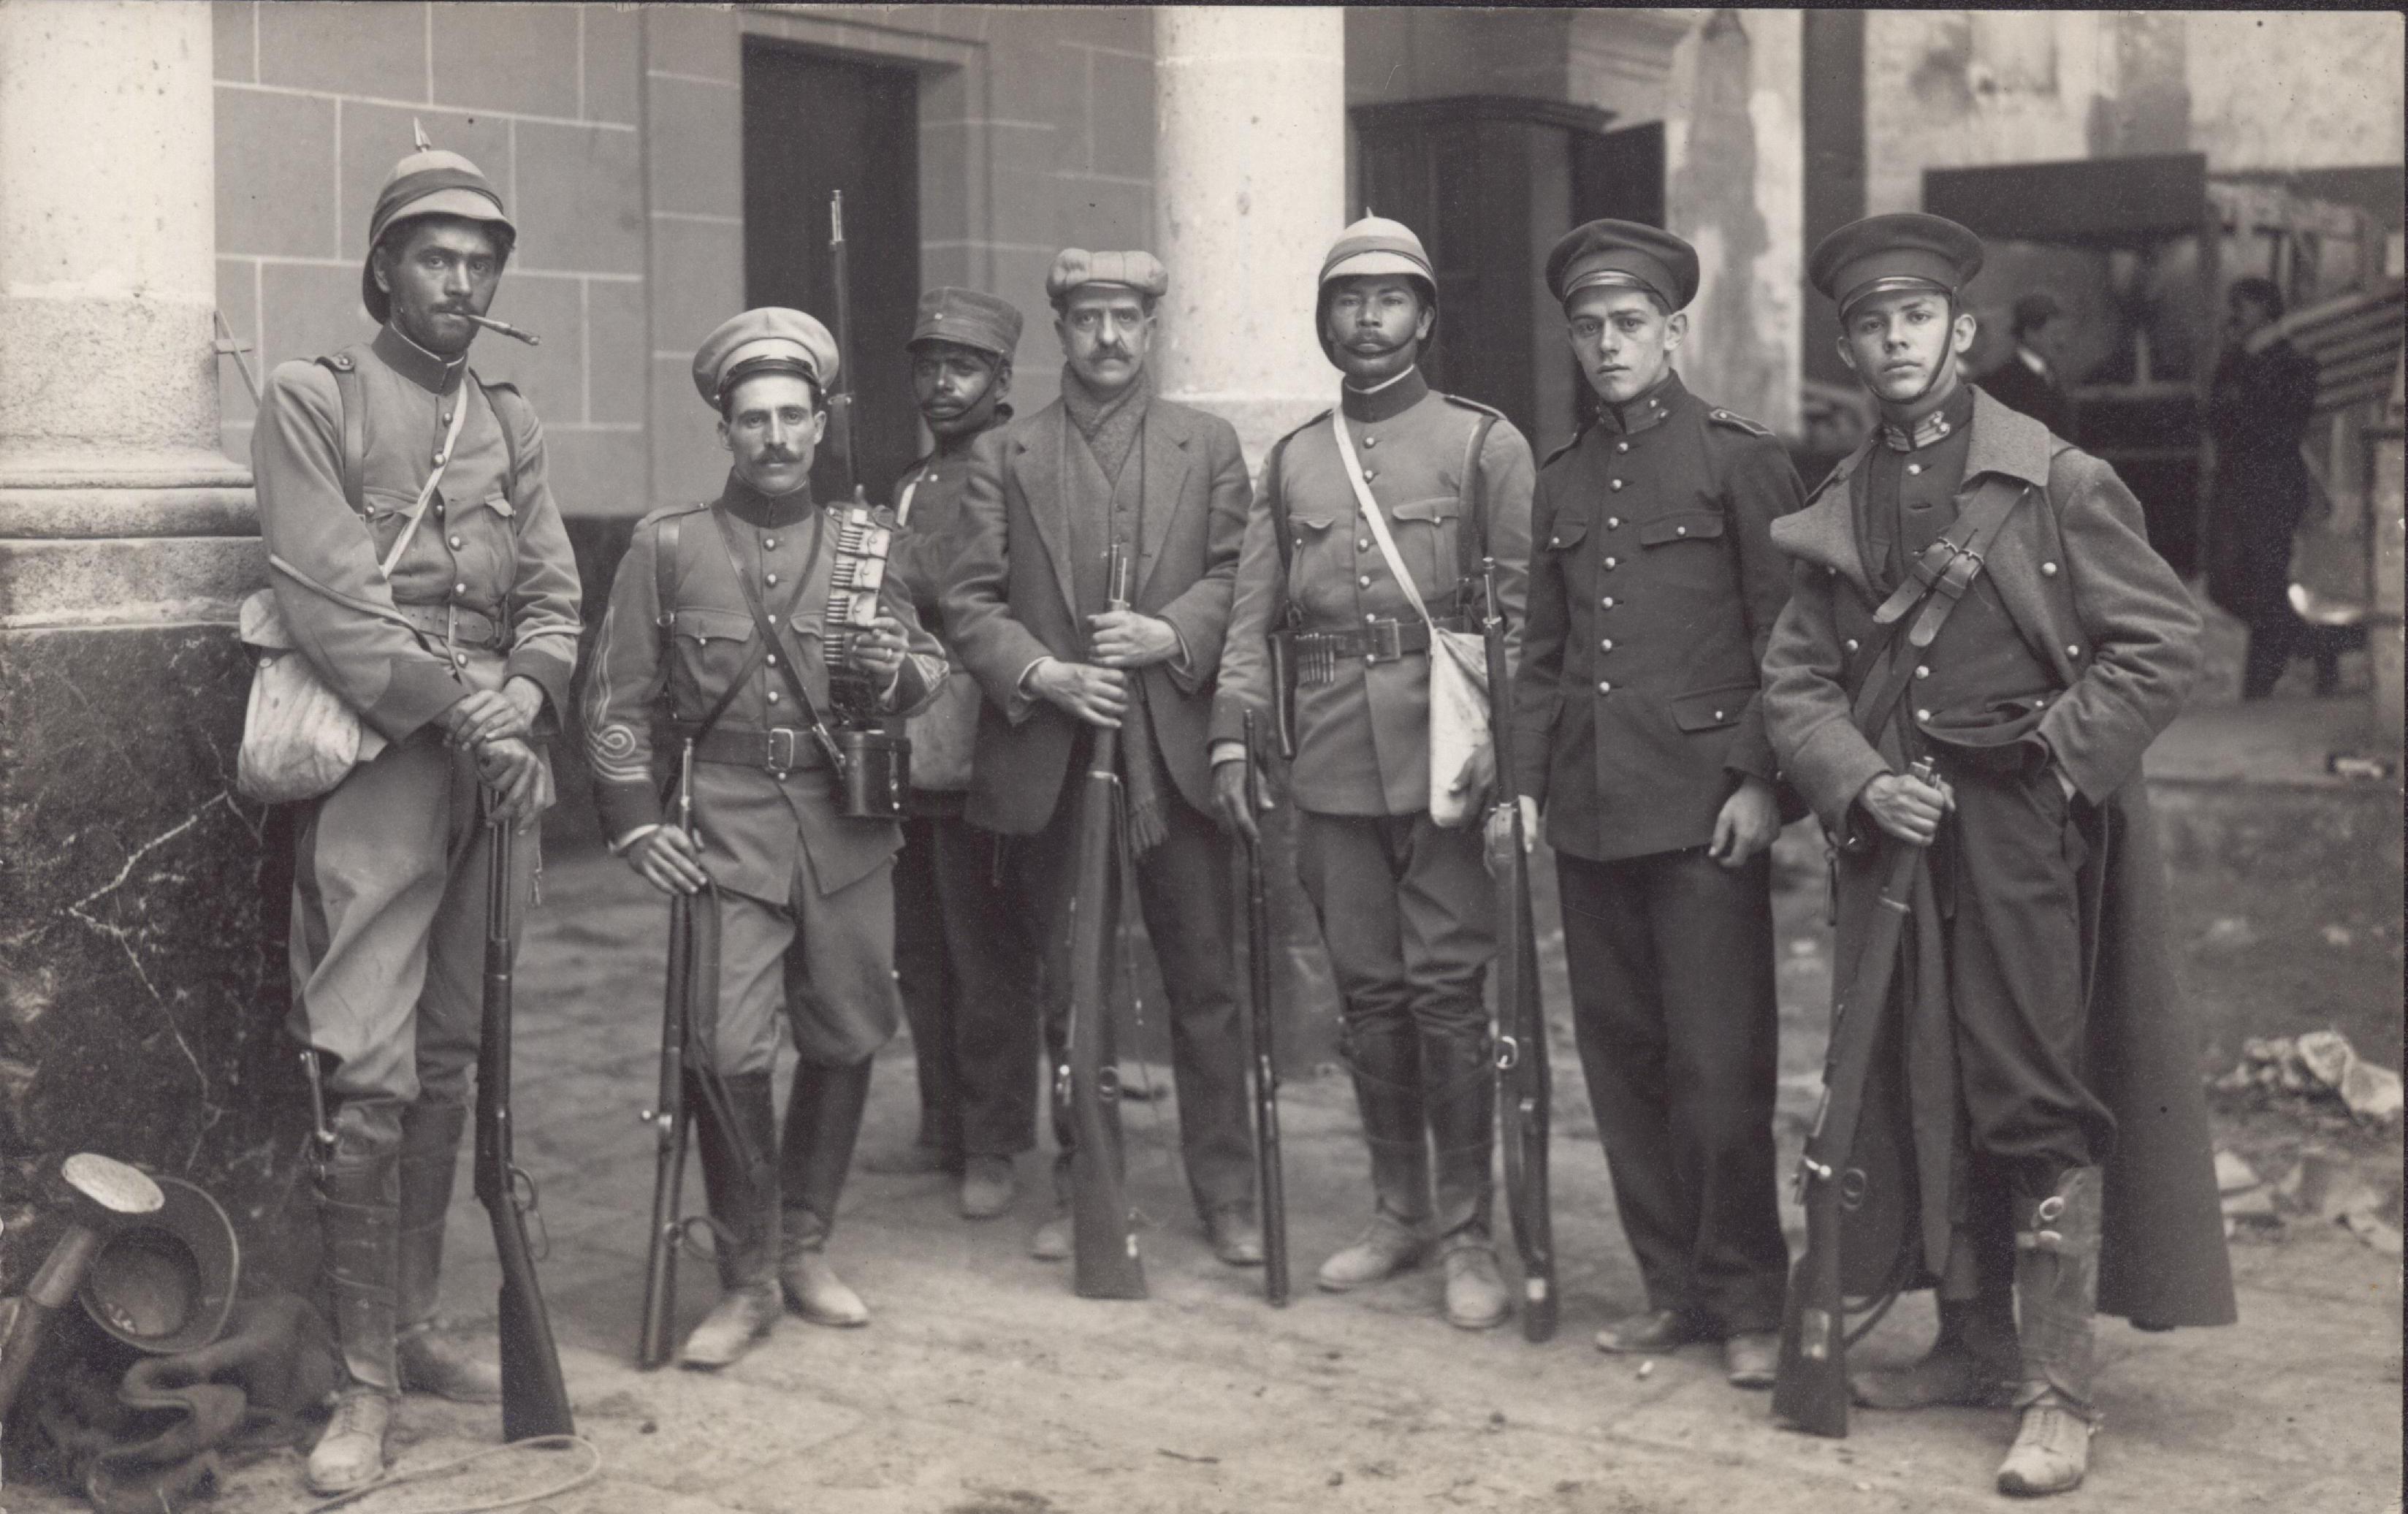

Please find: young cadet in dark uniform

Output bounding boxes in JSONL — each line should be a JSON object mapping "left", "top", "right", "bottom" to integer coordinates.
{"left": 872, "top": 286, "right": 1036, "bottom": 1222}
{"left": 943, "top": 250, "right": 1262, "bottom": 1268}
{"left": 1764, "top": 214, "right": 2233, "bottom": 1496}
{"left": 1213, "top": 217, "right": 1535, "bottom": 1331}
{"left": 582, "top": 308, "right": 945, "bottom": 1369}
{"left": 254, "top": 140, "right": 581, "bottom": 1495}
{"left": 1505, "top": 221, "right": 1802, "bottom": 1386}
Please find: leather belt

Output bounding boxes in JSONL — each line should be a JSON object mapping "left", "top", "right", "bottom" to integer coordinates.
{"left": 394, "top": 602, "right": 506, "bottom": 651}
{"left": 1284, "top": 615, "right": 1468, "bottom": 685}
{"left": 682, "top": 724, "right": 832, "bottom": 775}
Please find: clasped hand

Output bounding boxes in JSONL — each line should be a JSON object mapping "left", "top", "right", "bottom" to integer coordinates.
{"left": 1859, "top": 769, "right": 1954, "bottom": 845}
{"left": 628, "top": 824, "right": 709, "bottom": 896}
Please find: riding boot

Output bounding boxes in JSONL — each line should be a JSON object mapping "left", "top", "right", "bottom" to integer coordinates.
{"left": 1997, "top": 1167, "right": 2103, "bottom": 1497}
{"left": 680, "top": 1069, "right": 781, "bottom": 1369}
{"left": 1422, "top": 1023, "right": 1506, "bottom": 1330}
{"left": 308, "top": 1123, "right": 400, "bottom": 1494}
{"left": 779, "top": 1057, "right": 873, "bottom": 1327}
{"left": 392, "top": 1100, "right": 501, "bottom": 1403}
{"left": 1319, "top": 1020, "right": 1431, "bottom": 1290}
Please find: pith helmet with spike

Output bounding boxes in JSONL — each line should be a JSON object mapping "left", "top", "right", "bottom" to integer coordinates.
{"left": 361, "top": 121, "right": 516, "bottom": 324}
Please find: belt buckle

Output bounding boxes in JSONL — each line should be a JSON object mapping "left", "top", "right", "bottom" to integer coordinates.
{"left": 765, "top": 727, "right": 799, "bottom": 775}
{"left": 1363, "top": 618, "right": 1404, "bottom": 664}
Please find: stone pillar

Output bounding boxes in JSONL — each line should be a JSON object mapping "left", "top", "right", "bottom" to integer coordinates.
{"left": 0, "top": 1, "right": 294, "bottom": 1287}
{"left": 1153, "top": 6, "right": 1346, "bottom": 467}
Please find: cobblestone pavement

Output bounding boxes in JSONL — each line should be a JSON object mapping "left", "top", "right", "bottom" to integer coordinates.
{"left": 15, "top": 832, "right": 2399, "bottom": 1514}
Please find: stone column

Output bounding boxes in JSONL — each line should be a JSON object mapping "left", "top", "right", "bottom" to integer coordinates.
{"left": 1153, "top": 6, "right": 1346, "bottom": 467}
{"left": 0, "top": 1, "right": 292, "bottom": 1285}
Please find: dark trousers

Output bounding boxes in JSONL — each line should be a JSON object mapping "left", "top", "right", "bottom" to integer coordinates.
{"left": 891, "top": 812, "right": 1041, "bottom": 1160}
{"left": 980, "top": 764, "right": 1254, "bottom": 1220}
{"left": 1926, "top": 758, "right": 2116, "bottom": 1195}
{"left": 1556, "top": 846, "right": 1787, "bottom": 1334}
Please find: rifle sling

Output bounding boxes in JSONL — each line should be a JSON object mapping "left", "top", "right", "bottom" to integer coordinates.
{"left": 1847, "top": 472, "right": 2032, "bottom": 743}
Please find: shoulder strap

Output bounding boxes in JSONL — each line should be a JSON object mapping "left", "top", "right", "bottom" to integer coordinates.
{"left": 473, "top": 373, "right": 527, "bottom": 506}
{"left": 1266, "top": 431, "right": 1295, "bottom": 574}
{"left": 655, "top": 515, "right": 684, "bottom": 634}
{"left": 313, "top": 351, "right": 366, "bottom": 514}
{"left": 1333, "top": 411, "right": 1436, "bottom": 631}
{"left": 709, "top": 507, "right": 845, "bottom": 769}
{"left": 1848, "top": 473, "right": 2035, "bottom": 742}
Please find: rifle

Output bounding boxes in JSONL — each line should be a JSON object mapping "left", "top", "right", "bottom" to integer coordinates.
{"left": 1481, "top": 555, "right": 1555, "bottom": 1343}
{"left": 826, "top": 190, "right": 866, "bottom": 509}
{"left": 474, "top": 812, "right": 575, "bottom": 1438}
{"left": 1772, "top": 758, "right": 1938, "bottom": 1439}
{"left": 1239, "top": 710, "right": 1291, "bottom": 1305}
{"left": 636, "top": 742, "right": 712, "bottom": 1370}
{"left": 1060, "top": 544, "right": 1146, "bottom": 1299}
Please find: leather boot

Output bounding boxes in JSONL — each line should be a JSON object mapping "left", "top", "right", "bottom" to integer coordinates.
{"left": 780, "top": 1058, "right": 873, "bottom": 1328}
{"left": 1437, "top": 1237, "right": 1510, "bottom": 1331}
{"left": 681, "top": 1070, "right": 781, "bottom": 1370}
{"left": 1421, "top": 1024, "right": 1497, "bottom": 1249}
{"left": 392, "top": 1100, "right": 501, "bottom": 1403}
{"left": 1319, "top": 1022, "right": 1431, "bottom": 1291}
{"left": 1997, "top": 1167, "right": 2103, "bottom": 1497}
{"left": 1850, "top": 1290, "right": 2019, "bottom": 1410}
{"left": 309, "top": 1127, "right": 399, "bottom": 1494}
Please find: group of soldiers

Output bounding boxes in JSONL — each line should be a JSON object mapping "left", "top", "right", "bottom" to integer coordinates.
{"left": 256, "top": 138, "right": 2233, "bottom": 1502}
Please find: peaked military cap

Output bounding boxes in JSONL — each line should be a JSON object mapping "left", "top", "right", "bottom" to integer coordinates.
{"left": 1547, "top": 220, "right": 1700, "bottom": 311}
{"left": 1807, "top": 213, "right": 1984, "bottom": 318}
{"left": 1046, "top": 248, "right": 1168, "bottom": 304}
{"left": 693, "top": 307, "right": 839, "bottom": 408}
{"left": 362, "top": 134, "right": 514, "bottom": 324}
{"left": 1320, "top": 216, "right": 1436, "bottom": 289}
{"left": 909, "top": 287, "right": 1023, "bottom": 360}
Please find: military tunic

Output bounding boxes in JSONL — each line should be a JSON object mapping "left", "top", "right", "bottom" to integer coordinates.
{"left": 1213, "top": 366, "right": 1533, "bottom": 1239}
{"left": 1510, "top": 370, "right": 1801, "bottom": 1334}
{"left": 255, "top": 324, "right": 582, "bottom": 1127}
{"left": 582, "top": 473, "right": 945, "bottom": 1073}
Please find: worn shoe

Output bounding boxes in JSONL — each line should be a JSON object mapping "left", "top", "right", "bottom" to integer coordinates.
{"left": 1207, "top": 1207, "right": 1265, "bottom": 1268}
{"left": 781, "top": 1247, "right": 869, "bottom": 1328}
{"left": 1316, "top": 1214, "right": 1428, "bottom": 1292}
{"left": 679, "top": 1283, "right": 779, "bottom": 1369}
{"left": 1723, "top": 1331, "right": 1780, "bottom": 1389}
{"left": 1594, "top": 1307, "right": 1702, "bottom": 1355}
{"left": 960, "top": 1155, "right": 1016, "bottom": 1220}
{"left": 1030, "top": 1208, "right": 1072, "bottom": 1262}
{"left": 305, "top": 1389, "right": 392, "bottom": 1495}
{"left": 1439, "top": 1242, "right": 1510, "bottom": 1330}
{"left": 1997, "top": 1404, "right": 2095, "bottom": 1496}
{"left": 1850, "top": 1338, "right": 2019, "bottom": 1409}
{"left": 395, "top": 1323, "right": 501, "bottom": 1403}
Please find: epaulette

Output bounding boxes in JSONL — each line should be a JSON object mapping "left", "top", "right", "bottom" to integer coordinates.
{"left": 635, "top": 498, "right": 712, "bottom": 531}
{"left": 1706, "top": 407, "right": 1775, "bottom": 439}
{"left": 477, "top": 374, "right": 523, "bottom": 397}
{"left": 1541, "top": 423, "right": 1592, "bottom": 471}
{"left": 1274, "top": 408, "right": 1334, "bottom": 448}
{"left": 1442, "top": 393, "right": 1506, "bottom": 420}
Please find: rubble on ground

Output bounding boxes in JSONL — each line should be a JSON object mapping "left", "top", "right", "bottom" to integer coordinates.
{"left": 2211, "top": 1030, "right": 2404, "bottom": 1122}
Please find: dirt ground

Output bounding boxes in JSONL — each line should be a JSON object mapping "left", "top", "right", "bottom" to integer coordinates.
{"left": 14, "top": 812, "right": 2396, "bottom": 1514}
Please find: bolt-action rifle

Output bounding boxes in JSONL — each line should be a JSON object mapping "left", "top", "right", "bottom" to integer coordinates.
{"left": 1060, "top": 544, "right": 1146, "bottom": 1299}
{"left": 1240, "top": 709, "right": 1291, "bottom": 1306}
{"left": 475, "top": 810, "right": 575, "bottom": 1438}
{"left": 636, "top": 741, "right": 716, "bottom": 1370}
{"left": 1481, "top": 555, "right": 1555, "bottom": 1342}
{"left": 1772, "top": 758, "right": 1938, "bottom": 1438}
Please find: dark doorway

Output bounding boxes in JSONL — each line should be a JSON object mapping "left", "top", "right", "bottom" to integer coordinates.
{"left": 1572, "top": 123, "right": 1664, "bottom": 229}
{"left": 742, "top": 41, "right": 921, "bottom": 502}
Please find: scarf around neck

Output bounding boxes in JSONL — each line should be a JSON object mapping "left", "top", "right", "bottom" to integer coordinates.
{"left": 1061, "top": 362, "right": 1152, "bottom": 482}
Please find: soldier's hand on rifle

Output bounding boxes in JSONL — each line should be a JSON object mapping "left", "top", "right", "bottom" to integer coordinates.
{"left": 628, "top": 825, "right": 708, "bottom": 896}
{"left": 476, "top": 735, "right": 552, "bottom": 829}
{"left": 1087, "top": 608, "right": 1179, "bottom": 669}
{"left": 1211, "top": 753, "right": 1271, "bottom": 842}
{"left": 1859, "top": 769, "right": 1953, "bottom": 845}
{"left": 448, "top": 677, "right": 546, "bottom": 750}
{"left": 1029, "top": 658, "right": 1127, "bottom": 728}
{"left": 1484, "top": 795, "right": 1539, "bottom": 873}
{"left": 1709, "top": 774, "right": 1783, "bottom": 869}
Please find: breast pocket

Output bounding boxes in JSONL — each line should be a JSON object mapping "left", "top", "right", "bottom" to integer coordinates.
{"left": 668, "top": 607, "right": 758, "bottom": 710}
{"left": 1541, "top": 512, "right": 1590, "bottom": 599}
{"left": 359, "top": 487, "right": 423, "bottom": 568}
{"left": 446, "top": 490, "right": 517, "bottom": 605}
{"left": 1284, "top": 511, "right": 1341, "bottom": 615}
{"left": 1386, "top": 495, "right": 1462, "bottom": 596}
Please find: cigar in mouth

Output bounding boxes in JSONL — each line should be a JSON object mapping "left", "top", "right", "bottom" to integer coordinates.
{"left": 465, "top": 313, "right": 540, "bottom": 346}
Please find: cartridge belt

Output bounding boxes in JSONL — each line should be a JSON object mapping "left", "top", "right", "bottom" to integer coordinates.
{"left": 681, "top": 724, "right": 834, "bottom": 775}
{"left": 394, "top": 602, "right": 507, "bottom": 652}
{"left": 1284, "top": 614, "right": 1470, "bottom": 685}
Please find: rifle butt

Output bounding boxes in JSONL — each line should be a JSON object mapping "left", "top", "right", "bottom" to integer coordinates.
{"left": 1771, "top": 1196, "right": 1849, "bottom": 1438}
{"left": 636, "top": 1116, "right": 686, "bottom": 1371}
{"left": 1067, "top": 1125, "right": 1146, "bottom": 1301}
{"left": 495, "top": 1221, "right": 576, "bottom": 1438}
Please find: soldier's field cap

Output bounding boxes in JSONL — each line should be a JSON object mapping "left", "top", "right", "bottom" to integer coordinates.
{"left": 909, "top": 287, "right": 1023, "bottom": 360}
{"left": 1808, "top": 213, "right": 1984, "bottom": 317}
{"left": 692, "top": 307, "right": 839, "bottom": 408}
{"left": 1547, "top": 220, "right": 1699, "bottom": 312}
{"left": 1046, "top": 249, "right": 1168, "bottom": 305}
{"left": 363, "top": 138, "right": 514, "bottom": 322}
{"left": 1320, "top": 216, "right": 1436, "bottom": 288}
